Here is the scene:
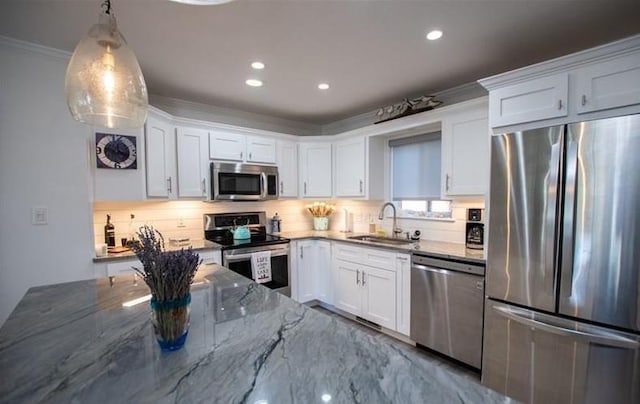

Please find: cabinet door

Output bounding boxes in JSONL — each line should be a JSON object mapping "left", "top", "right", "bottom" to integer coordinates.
{"left": 176, "top": 127, "right": 208, "bottom": 198}
{"left": 489, "top": 73, "right": 568, "bottom": 127}
{"left": 575, "top": 53, "right": 640, "bottom": 115}
{"left": 297, "top": 241, "right": 316, "bottom": 303}
{"left": 334, "top": 137, "right": 365, "bottom": 197}
{"left": 209, "top": 130, "right": 245, "bottom": 161}
{"left": 299, "top": 143, "right": 332, "bottom": 198}
{"left": 145, "top": 115, "right": 175, "bottom": 198}
{"left": 362, "top": 265, "right": 396, "bottom": 330}
{"left": 314, "top": 240, "right": 333, "bottom": 305}
{"left": 395, "top": 254, "right": 411, "bottom": 336}
{"left": 277, "top": 140, "right": 298, "bottom": 197}
{"left": 332, "top": 259, "right": 361, "bottom": 316}
{"left": 442, "top": 107, "right": 490, "bottom": 196}
{"left": 246, "top": 136, "right": 276, "bottom": 164}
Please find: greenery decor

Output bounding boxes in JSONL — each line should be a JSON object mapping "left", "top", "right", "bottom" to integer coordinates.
{"left": 131, "top": 226, "right": 201, "bottom": 351}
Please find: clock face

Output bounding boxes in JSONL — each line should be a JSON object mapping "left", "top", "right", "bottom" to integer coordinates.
{"left": 96, "top": 133, "right": 137, "bottom": 169}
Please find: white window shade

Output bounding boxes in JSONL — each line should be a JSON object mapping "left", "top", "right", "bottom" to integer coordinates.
{"left": 391, "top": 133, "right": 442, "bottom": 200}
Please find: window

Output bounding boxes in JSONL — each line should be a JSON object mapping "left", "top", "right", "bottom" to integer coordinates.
{"left": 390, "top": 132, "right": 452, "bottom": 219}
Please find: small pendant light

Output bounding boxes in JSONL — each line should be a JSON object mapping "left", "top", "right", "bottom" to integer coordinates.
{"left": 65, "top": 0, "right": 148, "bottom": 129}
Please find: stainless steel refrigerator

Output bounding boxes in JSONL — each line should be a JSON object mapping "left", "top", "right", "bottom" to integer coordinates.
{"left": 483, "top": 114, "right": 640, "bottom": 404}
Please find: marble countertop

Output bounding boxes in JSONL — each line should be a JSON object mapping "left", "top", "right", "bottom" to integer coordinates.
{"left": 0, "top": 266, "right": 508, "bottom": 403}
{"left": 93, "top": 239, "right": 222, "bottom": 263}
{"left": 280, "top": 231, "right": 486, "bottom": 264}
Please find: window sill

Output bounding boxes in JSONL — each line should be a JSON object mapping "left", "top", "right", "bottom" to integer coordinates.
{"left": 385, "top": 215, "right": 456, "bottom": 223}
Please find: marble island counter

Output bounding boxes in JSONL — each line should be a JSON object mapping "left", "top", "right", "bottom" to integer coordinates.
{"left": 0, "top": 265, "right": 508, "bottom": 403}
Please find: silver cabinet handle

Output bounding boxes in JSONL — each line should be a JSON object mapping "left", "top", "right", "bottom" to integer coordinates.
{"left": 167, "top": 177, "right": 172, "bottom": 193}
{"left": 249, "top": 152, "right": 252, "bottom": 160}
{"left": 362, "top": 271, "right": 366, "bottom": 286}
{"left": 493, "top": 305, "right": 639, "bottom": 349}
{"left": 240, "top": 151, "right": 243, "bottom": 160}
{"left": 300, "top": 246, "right": 304, "bottom": 259}
{"left": 359, "top": 180, "right": 363, "bottom": 194}
{"left": 201, "top": 178, "right": 206, "bottom": 194}
{"left": 581, "top": 95, "right": 587, "bottom": 106}
{"left": 356, "top": 270, "right": 360, "bottom": 285}
{"left": 280, "top": 181, "right": 283, "bottom": 194}
{"left": 445, "top": 174, "right": 450, "bottom": 191}
{"left": 558, "top": 99, "right": 563, "bottom": 110}
{"left": 304, "top": 182, "right": 307, "bottom": 195}
{"left": 397, "top": 256, "right": 408, "bottom": 261}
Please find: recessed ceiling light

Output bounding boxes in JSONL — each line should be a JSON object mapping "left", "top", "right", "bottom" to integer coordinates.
{"left": 251, "top": 61, "right": 265, "bottom": 70}
{"left": 245, "top": 79, "right": 263, "bottom": 87}
{"left": 318, "top": 83, "right": 330, "bottom": 90}
{"left": 426, "top": 30, "right": 443, "bottom": 41}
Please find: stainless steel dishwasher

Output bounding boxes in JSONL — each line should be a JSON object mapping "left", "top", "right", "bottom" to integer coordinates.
{"left": 410, "top": 253, "right": 485, "bottom": 368}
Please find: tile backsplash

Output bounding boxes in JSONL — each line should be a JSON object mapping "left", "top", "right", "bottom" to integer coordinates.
{"left": 92, "top": 198, "right": 484, "bottom": 247}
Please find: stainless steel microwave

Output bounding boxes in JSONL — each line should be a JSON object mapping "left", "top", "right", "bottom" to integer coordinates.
{"left": 210, "top": 162, "right": 279, "bottom": 201}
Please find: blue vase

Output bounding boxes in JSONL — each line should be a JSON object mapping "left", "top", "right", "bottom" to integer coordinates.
{"left": 150, "top": 294, "right": 191, "bottom": 351}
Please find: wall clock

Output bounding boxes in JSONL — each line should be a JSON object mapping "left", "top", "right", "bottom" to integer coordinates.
{"left": 95, "top": 133, "right": 137, "bottom": 169}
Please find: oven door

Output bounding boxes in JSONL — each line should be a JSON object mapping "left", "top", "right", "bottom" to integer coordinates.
{"left": 223, "top": 244, "right": 290, "bottom": 296}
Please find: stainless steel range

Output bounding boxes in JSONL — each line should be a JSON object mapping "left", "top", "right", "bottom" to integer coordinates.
{"left": 204, "top": 212, "right": 290, "bottom": 296}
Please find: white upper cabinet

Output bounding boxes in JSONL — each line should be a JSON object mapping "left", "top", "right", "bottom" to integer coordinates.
{"left": 277, "top": 140, "right": 298, "bottom": 197}
{"left": 209, "top": 130, "right": 245, "bottom": 161}
{"left": 145, "top": 113, "right": 176, "bottom": 199}
{"left": 489, "top": 73, "right": 569, "bottom": 128}
{"left": 334, "top": 137, "right": 365, "bottom": 197}
{"left": 209, "top": 130, "right": 277, "bottom": 164}
{"left": 299, "top": 142, "right": 332, "bottom": 198}
{"left": 246, "top": 135, "right": 276, "bottom": 164}
{"left": 176, "top": 127, "right": 209, "bottom": 198}
{"left": 481, "top": 36, "right": 640, "bottom": 129}
{"left": 441, "top": 100, "right": 490, "bottom": 196}
{"left": 574, "top": 52, "right": 640, "bottom": 115}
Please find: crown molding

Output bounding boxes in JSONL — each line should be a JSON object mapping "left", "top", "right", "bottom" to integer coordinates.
{"left": 0, "top": 35, "right": 71, "bottom": 60}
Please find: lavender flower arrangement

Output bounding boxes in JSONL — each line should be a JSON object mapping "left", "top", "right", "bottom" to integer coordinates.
{"left": 130, "top": 226, "right": 202, "bottom": 301}
{"left": 130, "top": 226, "right": 201, "bottom": 350}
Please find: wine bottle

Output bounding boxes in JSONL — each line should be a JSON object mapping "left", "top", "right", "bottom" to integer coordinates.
{"left": 105, "top": 214, "right": 116, "bottom": 247}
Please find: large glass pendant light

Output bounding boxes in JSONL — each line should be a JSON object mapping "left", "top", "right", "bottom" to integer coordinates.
{"left": 65, "top": 0, "right": 148, "bottom": 129}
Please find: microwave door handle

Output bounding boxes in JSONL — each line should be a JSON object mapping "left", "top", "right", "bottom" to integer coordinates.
{"left": 260, "top": 172, "right": 268, "bottom": 199}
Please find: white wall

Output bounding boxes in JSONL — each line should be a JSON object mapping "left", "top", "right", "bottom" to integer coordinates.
{"left": 0, "top": 39, "right": 95, "bottom": 326}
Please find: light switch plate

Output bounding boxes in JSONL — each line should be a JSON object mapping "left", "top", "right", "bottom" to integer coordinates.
{"left": 32, "top": 206, "right": 48, "bottom": 225}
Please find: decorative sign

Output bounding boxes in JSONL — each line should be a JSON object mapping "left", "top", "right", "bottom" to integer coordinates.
{"left": 95, "top": 133, "right": 138, "bottom": 169}
{"left": 375, "top": 95, "right": 443, "bottom": 124}
{"left": 251, "top": 251, "right": 272, "bottom": 284}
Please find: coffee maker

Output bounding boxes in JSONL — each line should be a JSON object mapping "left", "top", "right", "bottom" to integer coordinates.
{"left": 466, "top": 208, "right": 484, "bottom": 250}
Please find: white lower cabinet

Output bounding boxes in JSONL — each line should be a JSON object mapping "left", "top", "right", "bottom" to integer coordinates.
{"left": 292, "top": 239, "right": 331, "bottom": 304}
{"left": 332, "top": 243, "right": 397, "bottom": 330}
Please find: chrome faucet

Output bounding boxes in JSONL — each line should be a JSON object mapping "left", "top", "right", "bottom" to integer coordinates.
{"left": 378, "top": 202, "right": 402, "bottom": 238}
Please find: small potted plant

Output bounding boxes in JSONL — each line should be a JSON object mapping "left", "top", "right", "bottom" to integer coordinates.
{"left": 306, "top": 202, "right": 335, "bottom": 231}
{"left": 131, "top": 226, "right": 201, "bottom": 351}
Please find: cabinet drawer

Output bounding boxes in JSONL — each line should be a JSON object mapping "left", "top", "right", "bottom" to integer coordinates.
{"left": 106, "top": 259, "right": 141, "bottom": 277}
{"left": 490, "top": 73, "right": 568, "bottom": 127}
{"left": 333, "top": 243, "right": 363, "bottom": 263}
{"left": 362, "top": 248, "right": 396, "bottom": 270}
{"left": 199, "top": 249, "right": 221, "bottom": 266}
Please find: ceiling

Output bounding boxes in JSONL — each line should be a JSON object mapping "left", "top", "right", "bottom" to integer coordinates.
{"left": 1, "top": 0, "right": 639, "bottom": 125}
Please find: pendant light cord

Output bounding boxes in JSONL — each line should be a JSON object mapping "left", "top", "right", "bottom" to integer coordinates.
{"left": 101, "top": 0, "right": 111, "bottom": 15}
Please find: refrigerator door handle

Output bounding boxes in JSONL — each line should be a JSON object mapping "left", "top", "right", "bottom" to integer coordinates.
{"left": 561, "top": 140, "right": 579, "bottom": 298}
{"left": 493, "top": 305, "right": 639, "bottom": 349}
{"left": 544, "top": 142, "right": 561, "bottom": 294}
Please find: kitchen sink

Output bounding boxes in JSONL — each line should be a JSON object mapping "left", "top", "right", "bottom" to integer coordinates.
{"left": 347, "top": 235, "right": 414, "bottom": 246}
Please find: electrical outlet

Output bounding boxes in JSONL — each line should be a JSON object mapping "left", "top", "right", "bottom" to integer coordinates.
{"left": 177, "top": 216, "right": 186, "bottom": 228}
{"left": 32, "top": 206, "right": 48, "bottom": 225}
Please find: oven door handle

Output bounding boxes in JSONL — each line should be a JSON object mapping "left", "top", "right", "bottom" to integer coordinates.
{"left": 224, "top": 249, "right": 289, "bottom": 262}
